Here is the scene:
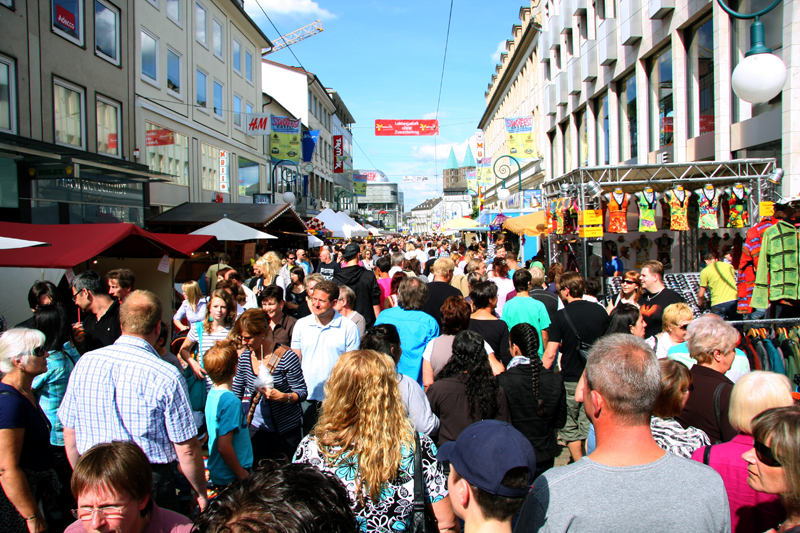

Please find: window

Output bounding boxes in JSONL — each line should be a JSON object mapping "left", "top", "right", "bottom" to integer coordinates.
{"left": 649, "top": 45, "right": 673, "bottom": 150}
{"left": 238, "top": 156, "right": 259, "bottom": 196}
{"left": 561, "top": 121, "right": 572, "bottom": 174}
{"left": 213, "top": 80, "right": 222, "bottom": 117}
{"left": 233, "top": 94, "right": 242, "bottom": 128}
{"left": 201, "top": 142, "right": 223, "bottom": 191}
{"left": 577, "top": 109, "right": 588, "bottom": 167}
{"left": 1, "top": 0, "right": 14, "bottom": 7}
{"left": 94, "top": 1, "right": 119, "bottom": 65}
{"left": 167, "top": 48, "right": 181, "bottom": 96}
{"left": 167, "top": 0, "right": 180, "bottom": 24}
{"left": 245, "top": 50, "right": 253, "bottom": 82}
{"left": 0, "top": 56, "right": 16, "bottom": 134}
{"left": 54, "top": 79, "right": 85, "bottom": 149}
{"left": 140, "top": 30, "right": 158, "bottom": 84}
{"left": 687, "top": 18, "right": 714, "bottom": 138}
{"left": 212, "top": 18, "right": 223, "bottom": 58}
{"left": 146, "top": 121, "right": 189, "bottom": 185}
{"left": 196, "top": 69, "right": 207, "bottom": 109}
{"left": 195, "top": 2, "right": 206, "bottom": 45}
{"left": 96, "top": 96, "right": 120, "bottom": 156}
{"left": 232, "top": 39, "right": 241, "bottom": 73}
{"left": 595, "top": 93, "right": 609, "bottom": 165}
{"left": 246, "top": 103, "right": 253, "bottom": 114}
{"left": 53, "top": 0, "right": 83, "bottom": 45}
{"left": 308, "top": 92, "right": 311, "bottom": 110}
{"left": 618, "top": 72, "right": 637, "bottom": 162}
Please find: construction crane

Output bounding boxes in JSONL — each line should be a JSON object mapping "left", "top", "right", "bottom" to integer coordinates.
{"left": 262, "top": 20, "right": 323, "bottom": 56}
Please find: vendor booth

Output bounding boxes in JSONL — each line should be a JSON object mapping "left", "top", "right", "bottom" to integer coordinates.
{"left": 314, "top": 208, "right": 369, "bottom": 239}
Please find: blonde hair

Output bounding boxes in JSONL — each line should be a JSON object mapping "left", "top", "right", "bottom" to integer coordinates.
{"left": 182, "top": 281, "right": 202, "bottom": 313}
{"left": 432, "top": 257, "right": 455, "bottom": 276}
{"left": 729, "top": 371, "right": 793, "bottom": 434}
{"left": 752, "top": 406, "right": 800, "bottom": 508}
{"left": 405, "top": 243, "right": 415, "bottom": 253}
{"left": 313, "top": 350, "right": 414, "bottom": 503}
{"left": 661, "top": 302, "right": 693, "bottom": 332}
{"left": 262, "top": 252, "right": 282, "bottom": 284}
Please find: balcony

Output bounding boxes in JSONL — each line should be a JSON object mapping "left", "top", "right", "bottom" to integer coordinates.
{"left": 572, "top": 0, "right": 588, "bottom": 15}
{"left": 545, "top": 83, "right": 557, "bottom": 115}
{"left": 649, "top": 0, "right": 674, "bottom": 19}
{"left": 540, "top": 31, "right": 550, "bottom": 62}
{"left": 620, "top": 0, "right": 642, "bottom": 45}
{"left": 568, "top": 58, "right": 582, "bottom": 95}
{"left": 549, "top": 16, "right": 561, "bottom": 50}
{"left": 559, "top": 3, "right": 573, "bottom": 34}
{"left": 581, "top": 40, "right": 598, "bottom": 80}
{"left": 598, "top": 19, "right": 617, "bottom": 66}
{"left": 557, "top": 72, "right": 569, "bottom": 105}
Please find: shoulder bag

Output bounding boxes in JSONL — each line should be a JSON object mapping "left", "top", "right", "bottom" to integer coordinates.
{"left": 711, "top": 382, "right": 731, "bottom": 444}
{"left": 409, "top": 432, "right": 437, "bottom": 533}
{"left": 563, "top": 308, "right": 593, "bottom": 364}
{"left": 246, "top": 344, "right": 289, "bottom": 426}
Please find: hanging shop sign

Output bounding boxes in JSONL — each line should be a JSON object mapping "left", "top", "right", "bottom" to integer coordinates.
{"left": 375, "top": 120, "right": 439, "bottom": 136}
{"left": 245, "top": 113, "right": 271, "bottom": 136}
{"left": 333, "top": 135, "right": 344, "bottom": 173}
{"left": 353, "top": 174, "right": 367, "bottom": 196}
{"left": 760, "top": 201, "right": 775, "bottom": 218}
{"left": 269, "top": 116, "right": 302, "bottom": 163}
{"left": 578, "top": 209, "right": 603, "bottom": 226}
{"left": 219, "top": 150, "right": 229, "bottom": 192}
{"left": 475, "top": 130, "right": 485, "bottom": 160}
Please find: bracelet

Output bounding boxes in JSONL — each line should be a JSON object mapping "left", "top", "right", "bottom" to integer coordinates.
{"left": 285, "top": 393, "right": 293, "bottom": 404}
{"left": 25, "top": 512, "right": 39, "bottom": 521}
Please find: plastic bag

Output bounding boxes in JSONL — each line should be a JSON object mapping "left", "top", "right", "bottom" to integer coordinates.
{"left": 253, "top": 362, "right": 274, "bottom": 391}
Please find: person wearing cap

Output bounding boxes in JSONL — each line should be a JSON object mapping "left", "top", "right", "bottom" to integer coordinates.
{"left": 438, "top": 420, "right": 536, "bottom": 533}
{"left": 515, "top": 334, "right": 731, "bottom": 532}
{"left": 333, "top": 242, "right": 382, "bottom": 328}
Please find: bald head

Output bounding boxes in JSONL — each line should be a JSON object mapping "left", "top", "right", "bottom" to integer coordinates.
{"left": 120, "top": 290, "right": 162, "bottom": 337}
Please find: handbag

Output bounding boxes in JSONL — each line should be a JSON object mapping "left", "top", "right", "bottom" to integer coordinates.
{"left": 563, "top": 308, "right": 593, "bottom": 363}
{"left": 408, "top": 433, "right": 437, "bottom": 533}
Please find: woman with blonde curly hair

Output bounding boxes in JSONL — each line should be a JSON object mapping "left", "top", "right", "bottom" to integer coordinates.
{"left": 293, "top": 350, "right": 458, "bottom": 532}
{"left": 252, "top": 251, "right": 286, "bottom": 298}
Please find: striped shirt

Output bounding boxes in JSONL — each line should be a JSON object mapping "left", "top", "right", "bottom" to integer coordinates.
{"left": 187, "top": 323, "right": 230, "bottom": 389}
{"left": 58, "top": 336, "right": 196, "bottom": 463}
{"left": 231, "top": 345, "right": 307, "bottom": 434}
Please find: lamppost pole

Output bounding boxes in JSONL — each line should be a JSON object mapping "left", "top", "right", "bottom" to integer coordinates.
{"left": 271, "top": 159, "right": 299, "bottom": 204}
{"left": 335, "top": 189, "right": 355, "bottom": 213}
{"left": 493, "top": 155, "right": 522, "bottom": 202}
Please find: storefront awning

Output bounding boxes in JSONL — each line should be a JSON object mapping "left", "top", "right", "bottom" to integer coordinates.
{"left": 503, "top": 211, "right": 549, "bottom": 237}
{"left": 146, "top": 202, "right": 308, "bottom": 234}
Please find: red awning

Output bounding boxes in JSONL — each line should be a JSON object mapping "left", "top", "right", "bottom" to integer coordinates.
{"left": 0, "top": 222, "right": 216, "bottom": 269}
{"left": 153, "top": 233, "right": 219, "bottom": 257}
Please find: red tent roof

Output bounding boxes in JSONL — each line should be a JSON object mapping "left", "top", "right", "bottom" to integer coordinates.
{"left": 0, "top": 222, "right": 215, "bottom": 269}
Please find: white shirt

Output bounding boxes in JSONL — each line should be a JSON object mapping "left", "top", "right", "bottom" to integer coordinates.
{"left": 241, "top": 284, "right": 258, "bottom": 310}
{"left": 388, "top": 266, "right": 402, "bottom": 279}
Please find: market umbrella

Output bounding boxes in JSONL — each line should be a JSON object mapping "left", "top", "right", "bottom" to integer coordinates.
{"left": 490, "top": 214, "right": 509, "bottom": 231}
{"left": 440, "top": 217, "right": 479, "bottom": 231}
{"left": 503, "top": 211, "right": 549, "bottom": 237}
{"left": 189, "top": 216, "right": 277, "bottom": 241}
{"left": 0, "top": 236, "right": 51, "bottom": 250}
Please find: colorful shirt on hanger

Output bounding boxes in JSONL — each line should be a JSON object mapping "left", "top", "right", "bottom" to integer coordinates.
{"left": 728, "top": 187, "right": 750, "bottom": 228}
{"left": 606, "top": 192, "right": 629, "bottom": 234}
{"left": 751, "top": 220, "right": 800, "bottom": 309}
{"left": 660, "top": 197, "right": 672, "bottom": 230}
{"left": 698, "top": 189, "right": 720, "bottom": 230}
{"left": 555, "top": 198, "right": 567, "bottom": 234}
{"left": 667, "top": 190, "right": 691, "bottom": 231}
{"left": 637, "top": 192, "right": 658, "bottom": 233}
{"left": 738, "top": 217, "right": 778, "bottom": 313}
{"left": 655, "top": 235, "right": 674, "bottom": 269}
{"left": 548, "top": 198, "right": 559, "bottom": 233}
{"left": 631, "top": 237, "right": 653, "bottom": 268}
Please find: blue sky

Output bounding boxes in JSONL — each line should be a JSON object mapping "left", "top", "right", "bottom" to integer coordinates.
{"left": 243, "top": 0, "right": 520, "bottom": 210}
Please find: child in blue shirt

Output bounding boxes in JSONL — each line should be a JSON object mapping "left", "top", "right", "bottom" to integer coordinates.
{"left": 203, "top": 339, "right": 253, "bottom": 487}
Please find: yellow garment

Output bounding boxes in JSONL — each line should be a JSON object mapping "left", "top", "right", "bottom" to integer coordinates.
{"left": 700, "top": 261, "right": 737, "bottom": 306}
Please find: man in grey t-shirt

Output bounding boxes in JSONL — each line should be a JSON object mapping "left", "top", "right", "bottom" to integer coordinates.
{"left": 515, "top": 334, "right": 730, "bottom": 533}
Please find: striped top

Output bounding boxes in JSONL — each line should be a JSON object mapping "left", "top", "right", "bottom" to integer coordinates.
{"left": 187, "top": 323, "right": 230, "bottom": 390}
{"left": 232, "top": 344, "right": 307, "bottom": 435}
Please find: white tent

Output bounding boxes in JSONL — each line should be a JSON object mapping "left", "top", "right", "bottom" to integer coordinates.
{"left": 314, "top": 208, "right": 369, "bottom": 239}
{"left": 0, "top": 237, "right": 50, "bottom": 250}
{"left": 189, "top": 217, "right": 277, "bottom": 240}
{"left": 364, "top": 224, "right": 382, "bottom": 236}
{"left": 308, "top": 234, "right": 324, "bottom": 248}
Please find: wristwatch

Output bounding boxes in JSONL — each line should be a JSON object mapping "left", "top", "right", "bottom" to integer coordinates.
{"left": 285, "top": 393, "right": 292, "bottom": 404}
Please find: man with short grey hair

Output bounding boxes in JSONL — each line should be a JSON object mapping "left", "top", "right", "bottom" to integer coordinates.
{"left": 388, "top": 252, "right": 405, "bottom": 278}
{"left": 374, "top": 277, "right": 439, "bottom": 385}
{"left": 516, "top": 334, "right": 730, "bottom": 533}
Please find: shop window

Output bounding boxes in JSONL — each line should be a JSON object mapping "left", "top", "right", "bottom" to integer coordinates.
{"left": 618, "top": 72, "right": 637, "bottom": 162}
{"left": 233, "top": 94, "right": 242, "bottom": 129}
{"left": 213, "top": 80, "right": 223, "bottom": 118}
{"left": 0, "top": 56, "right": 15, "bottom": 134}
{"left": 54, "top": 79, "right": 85, "bottom": 149}
{"left": 595, "top": 92, "right": 609, "bottom": 165}
{"left": 167, "top": 48, "right": 181, "bottom": 97}
{"left": 94, "top": 0, "right": 120, "bottom": 65}
{"left": 245, "top": 50, "right": 253, "bottom": 82}
{"left": 0, "top": 157, "right": 19, "bottom": 208}
{"left": 167, "top": 0, "right": 180, "bottom": 25}
{"left": 212, "top": 19, "right": 223, "bottom": 59}
{"left": 195, "top": 2, "right": 207, "bottom": 46}
{"left": 233, "top": 39, "right": 241, "bottom": 74}
{"left": 238, "top": 156, "right": 259, "bottom": 197}
{"left": 145, "top": 121, "right": 189, "bottom": 185}
{"left": 96, "top": 96, "right": 121, "bottom": 157}
{"left": 53, "top": 0, "right": 83, "bottom": 46}
{"left": 201, "top": 142, "right": 224, "bottom": 191}
{"left": 140, "top": 29, "right": 158, "bottom": 85}
{"left": 196, "top": 69, "right": 207, "bottom": 110}
{"left": 687, "top": 18, "right": 714, "bottom": 138}
{"left": 649, "top": 45, "right": 673, "bottom": 150}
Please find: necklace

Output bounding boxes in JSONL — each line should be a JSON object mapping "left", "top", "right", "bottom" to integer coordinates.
{"left": 646, "top": 288, "right": 664, "bottom": 300}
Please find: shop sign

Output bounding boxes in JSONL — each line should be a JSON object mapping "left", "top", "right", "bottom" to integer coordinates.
{"left": 760, "top": 201, "right": 774, "bottom": 218}
{"left": 253, "top": 194, "right": 270, "bottom": 204}
{"left": 219, "top": 150, "right": 229, "bottom": 192}
{"left": 579, "top": 226, "right": 603, "bottom": 238}
{"left": 107, "top": 134, "right": 117, "bottom": 151}
{"left": 476, "top": 130, "right": 485, "bottom": 160}
{"left": 375, "top": 120, "right": 439, "bottom": 136}
{"left": 245, "top": 113, "right": 271, "bottom": 136}
{"left": 56, "top": 5, "right": 76, "bottom": 32}
{"left": 333, "top": 135, "right": 343, "bottom": 174}
{"left": 146, "top": 129, "right": 175, "bottom": 146}
{"left": 578, "top": 209, "right": 603, "bottom": 226}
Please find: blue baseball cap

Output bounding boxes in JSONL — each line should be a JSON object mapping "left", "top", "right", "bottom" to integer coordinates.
{"left": 436, "top": 420, "right": 536, "bottom": 497}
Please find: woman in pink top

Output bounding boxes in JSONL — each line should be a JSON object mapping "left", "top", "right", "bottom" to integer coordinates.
{"left": 691, "top": 371, "right": 793, "bottom": 533}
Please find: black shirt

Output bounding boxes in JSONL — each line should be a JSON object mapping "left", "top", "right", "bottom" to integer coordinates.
{"left": 82, "top": 300, "right": 121, "bottom": 353}
{"left": 640, "top": 288, "right": 685, "bottom": 339}
{"left": 423, "top": 281, "right": 462, "bottom": 327}
{"left": 317, "top": 260, "right": 341, "bottom": 281}
{"left": 468, "top": 318, "right": 511, "bottom": 366}
{"left": 529, "top": 288, "right": 560, "bottom": 324}
{"left": 423, "top": 258, "right": 436, "bottom": 277}
{"left": 548, "top": 300, "right": 608, "bottom": 381}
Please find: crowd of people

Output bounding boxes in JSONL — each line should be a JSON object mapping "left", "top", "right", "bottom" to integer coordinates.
{"left": 0, "top": 233, "right": 799, "bottom": 533}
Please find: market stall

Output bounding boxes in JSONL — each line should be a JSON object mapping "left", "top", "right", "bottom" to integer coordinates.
{"left": 314, "top": 208, "right": 369, "bottom": 239}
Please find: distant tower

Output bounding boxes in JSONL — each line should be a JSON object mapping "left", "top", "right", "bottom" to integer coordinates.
{"left": 444, "top": 148, "right": 460, "bottom": 189}
{"left": 459, "top": 145, "right": 476, "bottom": 186}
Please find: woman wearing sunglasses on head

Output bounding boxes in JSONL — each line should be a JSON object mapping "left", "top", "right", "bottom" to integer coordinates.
{"left": 606, "top": 270, "right": 643, "bottom": 314}
{"left": 0, "top": 329, "right": 60, "bottom": 533}
{"left": 645, "top": 303, "right": 693, "bottom": 359}
{"left": 743, "top": 406, "right": 800, "bottom": 533}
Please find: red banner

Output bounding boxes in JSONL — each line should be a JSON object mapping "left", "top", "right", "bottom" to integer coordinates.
{"left": 107, "top": 134, "right": 117, "bottom": 150}
{"left": 375, "top": 120, "right": 439, "bottom": 136}
{"left": 333, "top": 135, "right": 343, "bottom": 174}
{"left": 56, "top": 5, "right": 76, "bottom": 32}
{"left": 146, "top": 129, "right": 175, "bottom": 146}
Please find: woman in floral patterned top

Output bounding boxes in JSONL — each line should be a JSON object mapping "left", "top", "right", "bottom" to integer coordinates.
{"left": 293, "top": 349, "right": 458, "bottom": 533}
{"left": 651, "top": 359, "right": 710, "bottom": 458}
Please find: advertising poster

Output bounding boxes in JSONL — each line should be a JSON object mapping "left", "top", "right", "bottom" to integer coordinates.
{"left": 333, "top": 135, "right": 344, "bottom": 173}
{"left": 353, "top": 174, "right": 367, "bottom": 196}
{"left": 465, "top": 169, "right": 478, "bottom": 193}
{"left": 507, "top": 189, "right": 543, "bottom": 209}
{"left": 477, "top": 157, "right": 493, "bottom": 187}
{"left": 374, "top": 120, "right": 439, "bottom": 136}
{"left": 504, "top": 116, "right": 536, "bottom": 161}
{"left": 269, "top": 116, "right": 302, "bottom": 164}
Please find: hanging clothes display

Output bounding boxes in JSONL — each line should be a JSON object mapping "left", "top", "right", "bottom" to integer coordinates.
{"left": 654, "top": 234, "right": 675, "bottom": 269}
{"left": 751, "top": 220, "right": 800, "bottom": 309}
{"left": 630, "top": 236, "right": 653, "bottom": 268}
{"left": 635, "top": 189, "right": 658, "bottom": 233}
{"left": 727, "top": 184, "right": 750, "bottom": 228}
{"left": 564, "top": 197, "right": 579, "bottom": 234}
{"left": 660, "top": 197, "right": 672, "bottom": 230}
{"left": 548, "top": 198, "right": 559, "bottom": 233}
{"left": 666, "top": 188, "right": 691, "bottom": 231}
{"left": 554, "top": 198, "right": 567, "bottom": 234}
{"left": 697, "top": 186, "right": 720, "bottom": 230}
{"left": 605, "top": 190, "right": 629, "bottom": 234}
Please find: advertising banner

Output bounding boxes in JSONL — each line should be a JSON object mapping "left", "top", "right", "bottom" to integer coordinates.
{"left": 219, "top": 150, "right": 229, "bottom": 193}
{"left": 475, "top": 130, "right": 485, "bottom": 160}
{"left": 375, "top": 120, "right": 439, "bottom": 136}
{"left": 353, "top": 174, "right": 367, "bottom": 196}
{"left": 507, "top": 189, "right": 543, "bottom": 209}
{"left": 402, "top": 176, "right": 429, "bottom": 182}
{"left": 477, "top": 157, "right": 493, "bottom": 187}
{"left": 269, "top": 116, "right": 302, "bottom": 164}
{"left": 302, "top": 130, "right": 319, "bottom": 162}
{"left": 465, "top": 170, "right": 478, "bottom": 193}
{"left": 504, "top": 116, "right": 536, "bottom": 160}
{"left": 333, "top": 135, "right": 344, "bottom": 173}
{"left": 145, "top": 129, "right": 175, "bottom": 146}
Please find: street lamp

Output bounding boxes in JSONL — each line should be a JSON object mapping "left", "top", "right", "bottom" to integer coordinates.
{"left": 335, "top": 189, "right": 355, "bottom": 213}
{"left": 493, "top": 155, "right": 522, "bottom": 202}
{"left": 271, "top": 160, "right": 299, "bottom": 204}
{"left": 718, "top": 0, "right": 786, "bottom": 104}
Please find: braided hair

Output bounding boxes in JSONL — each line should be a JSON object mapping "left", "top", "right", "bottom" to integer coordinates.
{"left": 436, "top": 330, "right": 499, "bottom": 420}
{"left": 509, "top": 323, "right": 546, "bottom": 417}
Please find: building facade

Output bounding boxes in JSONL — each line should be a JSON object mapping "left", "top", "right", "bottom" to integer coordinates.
{"left": 410, "top": 197, "right": 442, "bottom": 234}
{"left": 356, "top": 181, "right": 402, "bottom": 231}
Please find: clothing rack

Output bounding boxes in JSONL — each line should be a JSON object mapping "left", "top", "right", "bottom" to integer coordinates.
{"left": 726, "top": 317, "right": 800, "bottom": 328}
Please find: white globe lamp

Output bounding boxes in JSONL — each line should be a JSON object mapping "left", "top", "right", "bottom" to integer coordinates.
{"left": 282, "top": 190, "right": 296, "bottom": 204}
{"left": 732, "top": 52, "right": 786, "bottom": 104}
{"left": 497, "top": 188, "right": 511, "bottom": 201}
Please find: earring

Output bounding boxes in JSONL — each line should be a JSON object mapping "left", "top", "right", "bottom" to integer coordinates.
{"left": 208, "top": 315, "right": 213, "bottom": 322}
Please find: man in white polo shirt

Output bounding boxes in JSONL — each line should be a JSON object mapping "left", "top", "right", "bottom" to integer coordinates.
{"left": 291, "top": 279, "right": 360, "bottom": 434}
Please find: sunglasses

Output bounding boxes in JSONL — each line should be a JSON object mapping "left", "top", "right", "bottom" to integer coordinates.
{"left": 30, "top": 345, "right": 47, "bottom": 357}
{"left": 621, "top": 279, "right": 638, "bottom": 285}
{"left": 676, "top": 323, "right": 691, "bottom": 331}
{"left": 755, "top": 440, "right": 782, "bottom": 467}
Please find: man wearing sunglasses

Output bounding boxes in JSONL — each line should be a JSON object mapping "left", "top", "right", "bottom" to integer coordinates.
{"left": 279, "top": 252, "right": 298, "bottom": 287}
